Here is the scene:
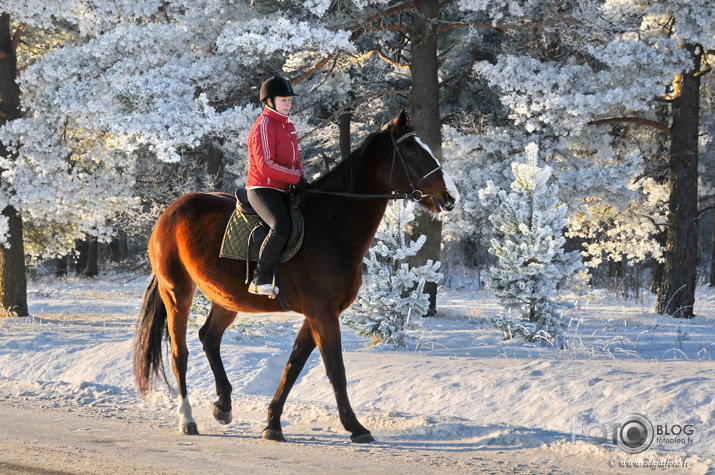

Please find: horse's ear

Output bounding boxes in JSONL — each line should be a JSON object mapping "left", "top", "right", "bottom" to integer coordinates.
{"left": 391, "top": 109, "right": 410, "bottom": 133}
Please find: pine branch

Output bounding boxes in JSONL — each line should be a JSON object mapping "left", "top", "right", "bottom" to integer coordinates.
{"left": 347, "top": 49, "right": 409, "bottom": 69}
{"left": 300, "top": 88, "right": 409, "bottom": 138}
{"left": 211, "top": 2, "right": 416, "bottom": 109}
{"left": 588, "top": 117, "right": 670, "bottom": 134}
{"left": 11, "top": 23, "right": 25, "bottom": 52}
{"left": 698, "top": 194, "right": 715, "bottom": 215}
{"left": 291, "top": 55, "right": 335, "bottom": 84}
{"left": 437, "top": 17, "right": 578, "bottom": 34}
{"left": 295, "top": 2, "right": 416, "bottom": 79}
{"left": 212, "top": 3, "right": 574, "bottom": 111}
{"left": 640, "top": 213, "right": 667, "bottom": 233}
{"left": 694, "top": 63, "right": 711, "bottom": 78}
{"left": 334, "top": 0, "right": 417, "bottom": 41}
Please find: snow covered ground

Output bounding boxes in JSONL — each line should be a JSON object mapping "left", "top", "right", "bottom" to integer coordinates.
{"left": 0, "top": 271, "right": 713, "bottom": 473}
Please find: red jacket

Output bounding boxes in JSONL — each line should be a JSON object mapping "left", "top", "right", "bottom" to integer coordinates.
{"left": 246, "top": 107, "right": 303, "bottom": 191}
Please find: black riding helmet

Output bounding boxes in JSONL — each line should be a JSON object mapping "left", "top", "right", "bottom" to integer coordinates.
{"left": 260, "top": 76, "right": 298, "bottom": 104}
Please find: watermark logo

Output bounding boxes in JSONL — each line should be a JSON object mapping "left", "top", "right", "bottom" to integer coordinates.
{"left": 614, "top": 414, "right": 654, "bottom": 454}
{"left": 572, "top": 413, "right": 695, "bottom": 454}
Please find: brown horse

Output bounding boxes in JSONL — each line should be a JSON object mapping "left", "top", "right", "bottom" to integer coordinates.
{"left": 133, "top": 110, "right": 459, "bottom": 443}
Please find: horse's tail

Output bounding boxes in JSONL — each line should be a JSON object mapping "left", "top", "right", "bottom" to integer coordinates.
{"left": 134, "top": 273, "right": 170, "bottom": 394}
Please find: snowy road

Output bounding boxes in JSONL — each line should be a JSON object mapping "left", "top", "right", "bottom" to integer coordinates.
{"left": 0, "top": 400, "right": 624, "bottom": 474}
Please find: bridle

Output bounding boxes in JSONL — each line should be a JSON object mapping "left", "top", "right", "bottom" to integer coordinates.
{"left": 304, "top": 129, "right": 442, "bottom": 201}
{"left": 388, "top": 131, "right": 443, "bottom": 202}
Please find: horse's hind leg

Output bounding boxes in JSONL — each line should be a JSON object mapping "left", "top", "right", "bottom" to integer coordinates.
{"left": 263, "top": 320, "right": 316, "bottom": 441}
{"left": 310, "top": 314, "right": 374, "bottom": 443}
{"left": 158, "top": 280, "right": 198, "bottom": 435}
{"left": 198, "top": 303, "right": 238, "bottom": 425}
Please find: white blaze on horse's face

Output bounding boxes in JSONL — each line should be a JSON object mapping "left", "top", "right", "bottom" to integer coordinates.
{"left": 414, "top": 136, "right": 461, "bottom": 205}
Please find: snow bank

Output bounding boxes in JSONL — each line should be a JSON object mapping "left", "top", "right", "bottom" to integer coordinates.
{"left": 0, "top": 273, "right": 712, "bottom": 471}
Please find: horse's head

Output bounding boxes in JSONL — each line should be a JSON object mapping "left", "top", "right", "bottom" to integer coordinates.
{"left": 386, "top": 110, "right": 459, "bottom": 213}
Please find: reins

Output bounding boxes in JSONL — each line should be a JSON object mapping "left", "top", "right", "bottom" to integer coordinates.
{"left": 302, "top": 129, "right": 441, "bottom": 201}
{"left": 303, "top": 189, "right": 411, "bottom": 200}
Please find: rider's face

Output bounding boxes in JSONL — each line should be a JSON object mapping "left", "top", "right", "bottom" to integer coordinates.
{"left": 269, "top": 96, "right": 292, "bottom": 115}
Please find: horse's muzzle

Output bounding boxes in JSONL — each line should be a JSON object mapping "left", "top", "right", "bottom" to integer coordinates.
{"left": 440, "top": 191, "right": 457, "bottom": 212}
{"left": 428, "top": 191, "right": 456, "bottom": 213}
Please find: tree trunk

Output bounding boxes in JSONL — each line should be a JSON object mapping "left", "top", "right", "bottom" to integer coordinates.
{"left": 339, "top": 109, "right": 352, "bottom": 159}
{"left": 650, "top": 236, "right": 665, "bottom": 294}
{"left": 74, "top": 237, "right": 99, "bottom": 277}
{"left": 408, "top": 0, "right": 443, "bottom": 314}
{"left": 0, "top": 14, "right": 28, "bottom": 317}
{"left": 0, "top": 206, "right": 28, "bottom": 316}
{"left": 710, "top": 207, "right": 715, "bottom": 286}
{"left": 55, "top": 256, "right": 68, "bottom": 278}
{"left": 648, "top": 104, "right": 670, "bottom": 294}
{"left": 656, "top": 44, "right": 700, "bottom": 319}
{"left": 109, "top": 236, "right": 129, "bottom": 262}
{"left": 205, "top": 139, "right": 225, "bottom": 192}
{"left": 74, "top": 240, "right": 88, "bottom": 273}
{"left": 82, "top": 237, "right": 99, "bottom": 277}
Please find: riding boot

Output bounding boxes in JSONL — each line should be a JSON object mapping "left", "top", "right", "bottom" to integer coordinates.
{"left": 248, "top": 229, "right": 288, "bottom": 296}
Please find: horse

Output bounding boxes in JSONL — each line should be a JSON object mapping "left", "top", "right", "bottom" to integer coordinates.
{"left": 133, "top": 110, "right": 459, "bottom": 443}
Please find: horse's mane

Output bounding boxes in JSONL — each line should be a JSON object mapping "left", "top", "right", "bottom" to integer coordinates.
{"left": 299, "top": 129, "right": 382, "bottom": 225}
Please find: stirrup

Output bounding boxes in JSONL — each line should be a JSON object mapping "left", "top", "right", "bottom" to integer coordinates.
{"left": 248, "top": 281, "right": 279, "bottom": 298}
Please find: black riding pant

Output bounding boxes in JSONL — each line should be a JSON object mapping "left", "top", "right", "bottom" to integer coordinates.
{"left": 247, "top": 188, "right": 291, "bottom": 238}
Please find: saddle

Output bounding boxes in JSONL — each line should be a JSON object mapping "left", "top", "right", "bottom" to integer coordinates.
{"left": 220, "top": 188, "right": 304, "bottom": 267}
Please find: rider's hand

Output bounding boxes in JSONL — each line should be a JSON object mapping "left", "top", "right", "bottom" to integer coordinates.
{"left": 294, "top": 176, "right": 309, "bottom": 191}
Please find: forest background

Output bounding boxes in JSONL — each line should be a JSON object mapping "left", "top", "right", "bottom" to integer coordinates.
{"left": 0, "top": 0, "right": 714, "bottom": 323}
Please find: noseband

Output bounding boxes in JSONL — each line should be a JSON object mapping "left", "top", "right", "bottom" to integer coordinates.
{"left": 389, "top": 131, "right": 443, "bottom": 202}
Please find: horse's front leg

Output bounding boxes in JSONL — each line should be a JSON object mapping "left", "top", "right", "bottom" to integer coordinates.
{"left": 199, "top": 304, "right": 238, "bottom": 425}
{"left": 264, "top": 320, "right": 316, "bottom": 441}
{"left": 311, "top": 315, "right": 374, "bottom": 443}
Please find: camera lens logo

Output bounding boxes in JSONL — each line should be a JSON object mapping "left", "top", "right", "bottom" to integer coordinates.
{"left": 616, "top": 414, "right": 654, "bottom": 454}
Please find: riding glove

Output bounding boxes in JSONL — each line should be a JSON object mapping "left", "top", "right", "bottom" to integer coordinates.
{"left": 294, "top": 176, "right": 309, "bottom": 191}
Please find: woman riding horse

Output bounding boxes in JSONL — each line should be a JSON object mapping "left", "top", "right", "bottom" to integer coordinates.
{"left": 246, "top": 76, "right": 309, "bottom": 296}
{"left": 134, "top": 110, "right": 459, "bottom": 442}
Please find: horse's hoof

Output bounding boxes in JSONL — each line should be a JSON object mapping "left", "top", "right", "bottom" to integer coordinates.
{"left": 213, "top": 404, "right": 233, "bottom": 425}
{"left": 262, "top": 428, "right": 286, "bottom": 442}
{"left": 351, "top": 433, "right": 375, "bottom": 443}
{"left": 181, "top": 422, "right": 200, "bottom": 435}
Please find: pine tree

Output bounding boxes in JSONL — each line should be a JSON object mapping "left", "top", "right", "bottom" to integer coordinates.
{"left": 467, "top": 0, "right": 715, "bottom": 318}
{"left": 343, "top": 201, "right": 442, "bottom": 347}
{"left": 482, "top": 143, "right": 585, "bottom": 346}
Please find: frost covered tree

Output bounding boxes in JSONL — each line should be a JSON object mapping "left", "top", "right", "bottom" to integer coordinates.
{"left": 343, "top": 200, "right": 442, "bottom": 347}
{"left": 464, "top": 0, "right": 714, "bottom": 318}
{"left": 482, "top": 143, "right": 584, "bottom": 346}
{"left": 0, "top": 0, "right": 359, "bottom": 313}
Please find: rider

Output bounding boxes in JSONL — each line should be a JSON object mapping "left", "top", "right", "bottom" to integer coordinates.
{"left": 246, "top": 76, "right": 309, "bottom": 296}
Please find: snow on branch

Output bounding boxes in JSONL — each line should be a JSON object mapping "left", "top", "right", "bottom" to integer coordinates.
{"left": 588, "top": 117, "right": 670, "bottom": 134}
{"left": 216, "top": 18, "right": 355, "bottom": 57}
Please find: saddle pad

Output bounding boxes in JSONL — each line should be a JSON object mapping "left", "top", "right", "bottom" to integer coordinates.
{"left": 219, "top": 209, "right": 303, "bottom": 262}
